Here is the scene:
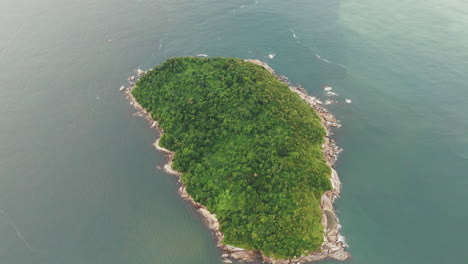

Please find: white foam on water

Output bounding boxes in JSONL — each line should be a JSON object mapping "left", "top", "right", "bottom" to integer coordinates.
{"left": 268, "top": 53, "right": 276, "bottom": 59}
{"left": 456, "top": 150, "right": 468, "bottom": 159}
{"left": 0, "top": 209, "right": 41, "bottom": 253}
{"left": 338, "top": 234, "right": 349, "bottom": 247}
{"left": 456, "top": 152, "right": 468, "bottom": 159}
{"left": 289, "top": 29, "right": 297, "bottom": 39}
{"left": 345, "top": 99, "right": 352, "bottom": 103}
{"left": 196, "top": 54, "right": 208, "bottom": 57}
{"left": 452, "top": 142, "right": 468, "bottom": 159}
{"left": 326, "top": 91, "right": 338, "bottom": 96}
{"left": 158, "top": 39, "right": 163, "bottom": 50}
{"left": 314, "top": 52, "right": 346, "bottom": 68}
{"left": 233, "top": 0, "right": 259, "bottom": 12}
{"left": 324, "top": 86, "right": 332, "bottom": 91}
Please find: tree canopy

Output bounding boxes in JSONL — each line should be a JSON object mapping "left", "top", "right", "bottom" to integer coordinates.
{"left": 132, "top": 57, "right": 331, "bottom": 258}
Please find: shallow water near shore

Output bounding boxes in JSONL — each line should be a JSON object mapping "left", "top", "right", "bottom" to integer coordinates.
{"left": 0, "top": 0, "right": 467, "bottom": 264}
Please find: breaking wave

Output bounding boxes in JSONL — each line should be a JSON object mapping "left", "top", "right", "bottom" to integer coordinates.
{"left": 314, "top": 52, "right": 346, "bottom": 68}
{"left": 452, "top": 141, "right": 468, "bottom": 159}
{"left": 233, "top": 0, "right": 259, "bottom": 12}
{"left": 289, "top": 29, "right": 297, "bottom": 39}
{"left": 337, "top": 234, "right": 349, "bottom": 247}
{"left": 0, "top": 208, "right": 41, "bottom": 253}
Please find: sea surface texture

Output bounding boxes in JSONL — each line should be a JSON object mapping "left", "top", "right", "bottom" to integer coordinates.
{"left": 0, "top": 0, "right": 467, "bottom": 263}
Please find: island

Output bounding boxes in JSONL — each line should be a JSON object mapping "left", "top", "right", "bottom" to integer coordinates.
{"left": 125, "top": 57, "right": 349, "bottom": 263}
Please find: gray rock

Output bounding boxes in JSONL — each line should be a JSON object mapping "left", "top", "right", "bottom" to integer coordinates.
{"left": 323, "top": 114, "right": 336, "bottom": 123}
{"left": 230, "top": 251, "right": 254, "bottom": 262}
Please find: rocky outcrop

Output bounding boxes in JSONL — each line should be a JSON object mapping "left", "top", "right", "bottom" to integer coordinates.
{"left": 125, "top": 61, "right": 350, "bottom": 263}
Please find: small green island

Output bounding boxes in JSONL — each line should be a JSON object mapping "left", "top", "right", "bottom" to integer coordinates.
{"left": 129, "top": 57, "right": 349, "bottom": 263}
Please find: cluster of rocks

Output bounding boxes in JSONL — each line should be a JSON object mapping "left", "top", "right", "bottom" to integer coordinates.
{"left": 119, "top": 68, "right": 148, "bottom": 92}
{"left": 124, "top": 71, "right": 154, "bottom": 122}
{"left": 323, "top": 137, "right": 343, "bottom": 167}
{"left": 324, "top": 99, "right": 338, "bottom": 105}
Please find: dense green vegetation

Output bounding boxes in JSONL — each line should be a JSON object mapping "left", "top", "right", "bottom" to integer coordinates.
{"left": 132, "top": 57, "right": 331, "bottom": 258}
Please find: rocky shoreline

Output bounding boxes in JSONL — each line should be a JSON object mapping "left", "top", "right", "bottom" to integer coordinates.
{"left": 124, "top": 60, "right": 350, "bottom": 263}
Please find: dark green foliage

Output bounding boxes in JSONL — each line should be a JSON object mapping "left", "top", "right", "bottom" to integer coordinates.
{"left": 132, "top": 57, "right": 331, "bottom": 258}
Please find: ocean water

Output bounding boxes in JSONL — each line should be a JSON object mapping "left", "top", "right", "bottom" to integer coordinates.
{"left": 0, "top": 0, "right": 467, "bottom": 263}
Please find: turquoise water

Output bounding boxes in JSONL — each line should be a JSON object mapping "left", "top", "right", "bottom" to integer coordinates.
{"left": 0, "top": 0, "right": 467, "bottom": 263}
